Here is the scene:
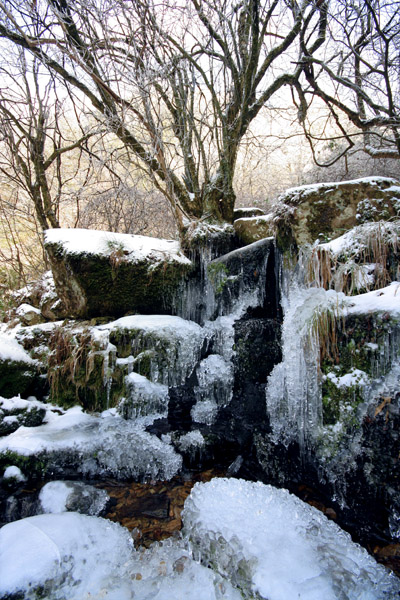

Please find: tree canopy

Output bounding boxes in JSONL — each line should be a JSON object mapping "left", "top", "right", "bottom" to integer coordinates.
{"left": 0, "top": 0, "right": 398, "bottom": 234}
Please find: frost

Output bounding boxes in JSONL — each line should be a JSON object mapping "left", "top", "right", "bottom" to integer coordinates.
{"left": 177, "top": 430, "right": 205, "bottom": 452}
{"left": 183, "top": 478, "right": 400, "bottom": 600}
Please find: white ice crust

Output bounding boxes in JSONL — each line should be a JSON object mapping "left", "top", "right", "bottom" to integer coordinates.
{"left": 182, "top": 478, "right": 400, "bottom": 600}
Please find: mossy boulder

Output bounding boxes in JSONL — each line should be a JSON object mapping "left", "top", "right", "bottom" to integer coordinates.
{"left": 233, "top": 214, "right": 274, "bottom": 245}
{"left": 272, "top": 176, "right": 400, "bottom": 250}
{"left": 44, "top": 229, "right": 194, "bottom": 319}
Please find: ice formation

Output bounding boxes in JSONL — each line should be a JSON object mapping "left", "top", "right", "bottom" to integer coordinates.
{"left": 98, "top": 314, "right": 206, "bottom": 387}
{"left": 182, "top": 478, "right": 400, "bottom": 600}
{"left": 0, "top": 407, "right": 182, "bottom": 481}
{"left": 0, "top": 513, "right": 242, "bottom": 600}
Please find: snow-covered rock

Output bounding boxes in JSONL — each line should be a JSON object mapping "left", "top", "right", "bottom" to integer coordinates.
{"left": 273, "top": 176, "right": 400, "bottom": 248}
{"left": 44, "top": 228, "right": 193, "bottom": 318}
{"left": 39, "top": 480, "right": 109, "bottom": 516}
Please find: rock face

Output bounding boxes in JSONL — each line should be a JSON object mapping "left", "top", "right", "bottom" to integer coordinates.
{"left": 45, "top": 229, "right": 194, "bottom": 318}
{"left": 1, "top": 176, "right": 400, "bottom": 571}
{"left": 272, "top": 176, "right": 400, "bottom": 249}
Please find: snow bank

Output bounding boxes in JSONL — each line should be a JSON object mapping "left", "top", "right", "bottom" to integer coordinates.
{"left": 183, "top": 478, "right": 400, "bottom": 600}
{"left": 347, "top": 282, "right": 400, "bottom": 316}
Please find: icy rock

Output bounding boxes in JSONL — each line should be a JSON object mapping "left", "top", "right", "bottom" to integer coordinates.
{"left": 102, "top": 314, "right": 205, "bottom": 387}
{"left": 182, "top": 478, "right": 400, "bottom": 600}
{"left": 120, "top": 372, "right": 169, "bottom": 419}
{"left": 0, "top": 407, "right": 182, "bottom": 481}
{"left": 39, "top": 480, "right": 109, "bottom": 516}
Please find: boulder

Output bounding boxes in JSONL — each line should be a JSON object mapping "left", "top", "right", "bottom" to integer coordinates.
{"left": 272, "top": 176, "right": 400, "bottom": 249}
{"left": 234, "top": 214, "right": 274, "bottom": 245}
{"left": 44, "top": 229, "right": 194, "bottom": 318}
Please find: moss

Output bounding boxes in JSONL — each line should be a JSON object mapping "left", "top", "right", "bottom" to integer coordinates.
{"left": 207, "top": 262, "right": 229, "bottom": 294}
{"left": 0, "top": 450, "right": 48, "bottom": 479}
{"left": 0, "top": 360, "right": 39, "bottom": 399}
{"left": 307, "top": 199, "right": 340, "bottom": 242}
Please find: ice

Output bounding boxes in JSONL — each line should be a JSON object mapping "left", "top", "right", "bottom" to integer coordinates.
{"left": 45, "top": 228, "right": 191, "bottom": 265}
{"left": 0, "top": 407, "right": 182, "bottom": 481}
{"left": 191, "top": 354, "right": 234, "bottom": 425}
{"left": 182, "top": 478, "right": 400, "bottom": 600}
{"left": 0, "top": 513, "right": 242, "bottom": 600}
{"left": 98, "top": 314, "right": 205, "bottom": 387}
{"left": 39, "top": 481, "right": 109, "bottom": 516}
{"left": 265, "top": 281, "right": 344, "bottom": 447}
{"left": 120, "top": 372, "right": 169, "bottom": 419}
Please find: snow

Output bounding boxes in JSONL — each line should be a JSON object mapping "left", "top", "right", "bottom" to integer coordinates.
{"left": 0, "top": 406, "right": 182, "bottom": 481}
{"left": 0, "top": 334, "right": 34, "bottom": 363}
{"left": 15, "top": 303, "right": 41, "bottom": 316}
{"left": 326, "top": 368, "right": 370, "bottom": 388}
{"left": 318, "top": 221, "right": 400, "bottom": 256}
{"left": 183, "top": 478, "right": 400, "bottom": 600}
{"left": 44, "top": 228, "right": 191, "bottom": 264}
{"left": 347, "top": 282, "right": 400, "bottom": 316}
{"left": 3, "top": 465, "right": 26, "bottom": 482}
{"left": 281, "top": 176, "right": 399, "bottom": 198}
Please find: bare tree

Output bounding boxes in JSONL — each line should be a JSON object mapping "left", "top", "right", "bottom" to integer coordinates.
{"left": 297, "top": 0, "right": 400, "bottom": 165}
{"left": 0, "top": 0, "right": 332, "bottom": 234}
